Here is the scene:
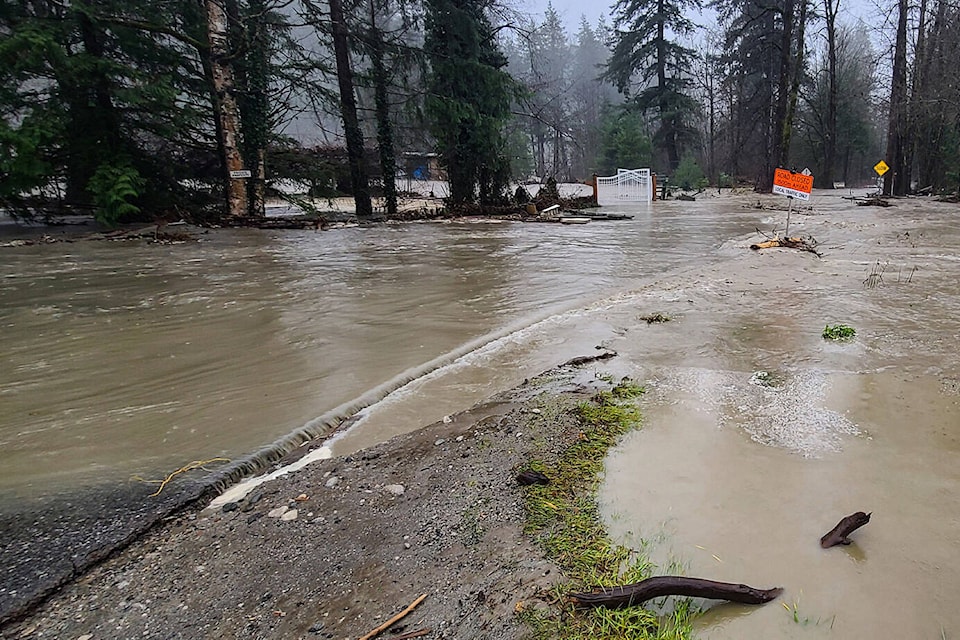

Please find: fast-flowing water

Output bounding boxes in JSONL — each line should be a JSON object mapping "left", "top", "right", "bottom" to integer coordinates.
{"left": 2, "top": 192, "right": 958, "bottom": 637}
{"left": 0, "top": 197, "right": 759, "bottom": 500}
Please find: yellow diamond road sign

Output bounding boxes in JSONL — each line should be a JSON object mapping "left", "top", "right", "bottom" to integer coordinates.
{"left": 874, "top": 160, "right": 890, "bottom": 176}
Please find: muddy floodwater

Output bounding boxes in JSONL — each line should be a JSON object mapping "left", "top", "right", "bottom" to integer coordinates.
{"left": 596, "top": 194, "right": 960, "bottom": 638}
{"left": 0, "top": 196, "right": 765, "bottom": 498}
{"left": 2, "top": 191, "right": 959, "bottom": 637}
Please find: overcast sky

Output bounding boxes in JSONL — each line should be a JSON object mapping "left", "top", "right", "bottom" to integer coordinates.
{"left": 521, "top": 0, "right": 883, "bottom": 37}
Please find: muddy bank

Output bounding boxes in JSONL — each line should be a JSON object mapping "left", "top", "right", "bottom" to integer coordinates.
{"left": 0, "top": 364, "right": 620, "bottom": 639}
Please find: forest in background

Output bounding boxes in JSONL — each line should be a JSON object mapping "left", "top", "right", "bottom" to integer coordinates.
{"left": 1, "top": 0, "right": 958, "bottom": 224}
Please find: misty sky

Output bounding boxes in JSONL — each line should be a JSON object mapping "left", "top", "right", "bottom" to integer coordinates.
{"left": 522, "top": 0, "right": 881, "bottom": 35}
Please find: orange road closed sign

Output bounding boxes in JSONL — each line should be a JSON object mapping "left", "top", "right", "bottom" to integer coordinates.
{"left": 773, "top": 168, "right": 814, "bottom": 200}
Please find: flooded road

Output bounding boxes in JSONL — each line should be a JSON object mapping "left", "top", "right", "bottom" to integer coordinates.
{"left": 1, "top": 197, "right": 760, "bottom": 500}
{"left": 2, "top": 191, "right": 958, "bottom": 637}
{"left": 597, "top": 194, "right": 960, "bottom": 638}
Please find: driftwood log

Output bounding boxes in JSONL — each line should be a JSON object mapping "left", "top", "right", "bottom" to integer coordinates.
{"left": 749, "top": 236, "right": 822, "bottom": 257}
{"left": 820, "top": 511, "right": 871, "bottom": 548}
{"left": 568, "top": 576, "right": 783, "bottom": 608}
{"left": 516, "top": 470, "right": 550, "bottom": 486}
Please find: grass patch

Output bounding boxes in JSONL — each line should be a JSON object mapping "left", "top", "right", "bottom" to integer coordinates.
{"left": 822, "top": 324, "right": 857, "bottom": 341}
{"left": 518, "top": 377, "right": 695, "bottom": 640}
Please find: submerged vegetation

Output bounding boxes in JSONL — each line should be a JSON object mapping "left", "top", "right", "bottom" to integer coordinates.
{"left": 518, "top": 377, "right": 696, "bottom": 639}
{"left": 640, "top": 312, "right": 672, "bottom": 324}
{"left": 822, "top": 324, "right": 857, "bottom": 341}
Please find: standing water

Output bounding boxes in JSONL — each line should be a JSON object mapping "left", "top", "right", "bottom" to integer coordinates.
{"left": 597, "top": 193, "right": 960, "bottom": 638}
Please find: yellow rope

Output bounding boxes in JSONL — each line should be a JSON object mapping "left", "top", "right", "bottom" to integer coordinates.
{"left": 132, "top": 458, "right": 230, "bottom": 497}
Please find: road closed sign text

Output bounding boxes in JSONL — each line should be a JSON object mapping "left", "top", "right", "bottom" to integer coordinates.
{"left": 772, "top": 168, "right": 814, "bottom": 200}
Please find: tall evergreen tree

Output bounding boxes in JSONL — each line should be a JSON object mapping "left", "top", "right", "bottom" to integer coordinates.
{"left": 607, "top": 0, "right": 701, "bottom": 170}
{"left": 715, "top": 0, "right": 809, "bottom": 188}
{"left": 568, "top": 16, "right": 617, "bottom": 179}
{"left": 424, "top": 0, "right": 514, "bottom": 205}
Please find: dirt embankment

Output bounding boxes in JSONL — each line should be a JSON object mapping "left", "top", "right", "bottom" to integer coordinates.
{"left": 1, "top": 368, "right": 610, "bottom": 640}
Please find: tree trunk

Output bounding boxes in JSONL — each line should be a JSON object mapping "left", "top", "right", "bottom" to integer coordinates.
{"left": 822, "top": 0, "right": 840, "bottom": 188}
{"left": 329, "top": 0, "right": 374, "bottom": 218}
{"left": 229, "top": 0, "right": 269, "bottom": 218}
{"left": 369, "top": 0, "right": 397, "bottom": 216}
{"left": 904, "top": 0, "right": 928, "bottom": 194}
{"left": 884, "top": 0, "right": 909, "bottom": 196}
{"left": 656, "top": 0, "right": 679, "bottom": 170}
{"left": 205, "top": 0, "right": 248, "bottom": 219}
{"left": 780, "top": 0, "right": 807, "bottom": 170}
{"left": 569, "top": 576, "right": 784, "bottom": 608}
{"left": 768, "top": 0, "right": 795, "bottom": 182}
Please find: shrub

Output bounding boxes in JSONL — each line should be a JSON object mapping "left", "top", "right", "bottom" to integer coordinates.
{"left": 672, "top": 155, "right": 705, "bottom": 190}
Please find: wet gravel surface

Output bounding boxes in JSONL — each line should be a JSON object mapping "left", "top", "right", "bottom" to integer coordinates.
{"left": 1, "top": 373, "right": 599, "bottom": 640}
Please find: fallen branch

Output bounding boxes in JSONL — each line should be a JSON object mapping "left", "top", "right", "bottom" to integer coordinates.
{"left": 820, "top": 512, "right": 871, "bottom": 548}
{"left": 131, "top": 458, "right": 230, "bottom": 497}
{"left": 568, "top": 576, "right": 783, "bottom": 608}
{"left": 560, "top": 351, "right": 617, "bottom": 367}
{"left": 358, "top": 593, "right": 427, "bottom": 640}
{"left": 750, "top": 236, "right": 821, "bottom": 257}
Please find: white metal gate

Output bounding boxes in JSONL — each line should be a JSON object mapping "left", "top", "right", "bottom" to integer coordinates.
{"left": 596, "top": 168, "right": 652, "bottom": 205}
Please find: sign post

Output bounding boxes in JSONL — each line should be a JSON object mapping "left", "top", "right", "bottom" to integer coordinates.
{"left": 772, "top": 168, "right": 814, "bottom": 237}
{"left": 874, "top": 160, "right": 890, "bottom": 193}
{"left": 229, "top": 169, "right": 252, "bottom": 179}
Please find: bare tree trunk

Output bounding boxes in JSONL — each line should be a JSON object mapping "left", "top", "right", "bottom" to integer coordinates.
{"left": 329, "top": 0, "right": 374, "bottom": 218}
{"left": 769, "top": 0, "right": 795, "bottom": 179}
{"left": 884, "top": 0, "right": 909, "bottom": 196}
{"left": 822, "top": 0, "right": 840, "bottom": 187}
{"left": 781, "top": 0, "right": 807, "bottom": 169}
{"left": 903, "top": 0, "right": 928, "bottom": 194}
{"left": 205, "top": 0, "right": 248, "bottom": 219}
{"left": 369, "top": 0, "right": 397, "bottom": 216}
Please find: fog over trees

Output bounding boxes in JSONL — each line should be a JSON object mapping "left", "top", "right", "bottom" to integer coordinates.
{"left": 1, "top": 0, "right": 957, "bottom": 222}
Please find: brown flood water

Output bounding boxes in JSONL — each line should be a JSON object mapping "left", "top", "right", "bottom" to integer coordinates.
{"left": 598, "top": 194, "right": 960, "bottom": 638}
{"left": 0, "top": 198, "right": 762, "bottom": 499}
{"left": 2, "top": 192, "right": 958, "bottom": 637}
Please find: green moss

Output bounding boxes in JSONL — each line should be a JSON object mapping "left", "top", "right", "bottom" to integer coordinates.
{"left": 518, "top": 377, "right": 695, "bottom": 640}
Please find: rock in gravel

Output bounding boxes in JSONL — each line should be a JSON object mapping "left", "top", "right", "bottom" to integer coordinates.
{"left": 383, "top": 484, "right": 405, "bottom": 496}
{"left": 267, "top": 506, "right": 289, "bottom": 518}
{"left": 280, "top": 509, "right": 299, "bottom": 522}
{"left": 325, "top": 476, "right": 340, "bottom": 488}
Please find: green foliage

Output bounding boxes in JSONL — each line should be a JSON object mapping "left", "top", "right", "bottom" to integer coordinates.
{"left": 597, "top": 107, "right": 654, "bottom": 174}
{"left": 424, "top": 0, "right": 515, "bottom": 205}
{"left": 672, "top": 156, "right": 705, "bottom": 190}
{"left": 822, "top": 324, "right": 856, "bottom": 341}
{"left": 606, "top": 0, "right": 701, "bottom": 168}
{"left": 718, "top": 172, "right": 734, "bottom": 188}
{"left": 87, "top": 162, "right": 145, "bottom": 225}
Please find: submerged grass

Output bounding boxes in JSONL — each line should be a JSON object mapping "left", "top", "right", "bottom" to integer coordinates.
{"left": 822, "top": 323, "right": 857, "bottom": 341}
{"left": 518, "top": 377, "right": 696, "bottom": 640}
